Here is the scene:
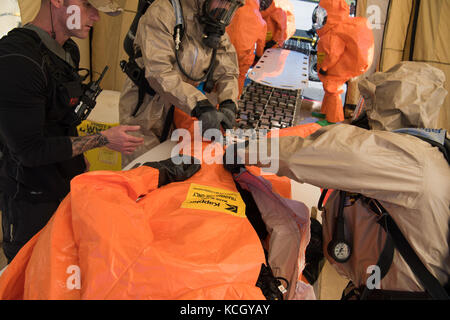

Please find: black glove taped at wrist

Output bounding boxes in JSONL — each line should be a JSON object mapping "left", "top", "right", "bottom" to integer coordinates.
{"left": 143, "top": 155, "right": 201, "bottom": 187}
{"left": 191, "top": 99, "right": 236, "bottom": 133}
{"left": 191, "top": 100, "right": 222, "bottom": 133}
{"left": 218, "top": 100, "right": 237, "bottom": 130}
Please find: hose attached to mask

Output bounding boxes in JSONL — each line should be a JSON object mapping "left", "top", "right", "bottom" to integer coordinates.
{"left": 172, "top": 0, "right": 216, "bottom": 87}
{"left": 173, "top": 22, "right": 217, "bottom": 85}
{"left": 124, "top": 0, "right": 153, "bottom": 58}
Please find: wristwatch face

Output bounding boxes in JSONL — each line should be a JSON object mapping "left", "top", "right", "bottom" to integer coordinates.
{"left": 333, "top": 242, "right": 351, "bottom": 262}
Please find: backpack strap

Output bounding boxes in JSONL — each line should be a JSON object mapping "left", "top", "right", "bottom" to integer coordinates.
{"left": 363, "top": 198, "right": 449, "bottom": 300}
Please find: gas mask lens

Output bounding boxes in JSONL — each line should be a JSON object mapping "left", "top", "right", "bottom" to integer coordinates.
{"left": 312, "top": 5, "right": 327, "bottom": 30}
{"left": 206, "top": 0, "right": 244, "bottom": 26}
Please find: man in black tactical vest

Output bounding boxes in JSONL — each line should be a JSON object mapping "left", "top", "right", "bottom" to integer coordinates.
{"left": 0, "top": 0, "right": 144, "bottom": 263}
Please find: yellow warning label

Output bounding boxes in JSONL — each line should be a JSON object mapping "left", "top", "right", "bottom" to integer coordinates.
{"left": 77, "top": 120, "right": 122, "bottom": 171}
{"left": 317, "top": 52, "right": 326, "bottom": 65}
{"left": 181, "top": 184, "right": 246, "bottom": 218}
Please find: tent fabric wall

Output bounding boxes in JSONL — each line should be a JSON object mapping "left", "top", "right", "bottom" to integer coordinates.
{"left": 412, "top": 0, "right": 450, "bottom": 130}
{"left": 345, "top": 0, "right": 389, "bottom": 105}
{"left": 354, "top": 0, "right": 449, "bottom": 130}
{"left": 91, "top": 0, "right": 136, "bottom": 92}
{"left": 17, "top": 0, "right": 40, "bottom": 25}
{"left": 380, "top": 0, "right": 450, "bottom": 130}
{"left": 378, "top": 0, "right": 413, "bottom": 72}
{"left": 356, "top": 0, "right": 389, "bottom": 75}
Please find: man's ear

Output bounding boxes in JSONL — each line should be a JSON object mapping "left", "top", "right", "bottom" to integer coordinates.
{"left": 50, "top": 0, "right": 64, "bottom": 9}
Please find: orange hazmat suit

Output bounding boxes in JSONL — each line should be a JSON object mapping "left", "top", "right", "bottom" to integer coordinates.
{"left": 316, "top": 0, "right": 374, "bottom": 123}
{"left": 260, "top": 0, "right": 296, "bottom": 48}
{"left": 227, "top": 0, "right": 267, "bottom": 96}
{"left": 0, "top": 161, "right": 267, "bottom": 300}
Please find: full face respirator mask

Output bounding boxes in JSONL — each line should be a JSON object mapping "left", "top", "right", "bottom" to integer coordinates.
{"left": 200, "top": 0, "right": 244, "bottom": 49}
{"left": 312, "top": 5, "right": 328, "bottom": 31}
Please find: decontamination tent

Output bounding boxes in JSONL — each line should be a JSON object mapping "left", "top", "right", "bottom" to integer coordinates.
{"left": 3, "top": 0, "right": 448, "bottom": 300}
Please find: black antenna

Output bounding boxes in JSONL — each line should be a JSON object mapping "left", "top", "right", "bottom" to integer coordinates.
{"left": 49, "top": 3, "right": 56, "bottom": 39}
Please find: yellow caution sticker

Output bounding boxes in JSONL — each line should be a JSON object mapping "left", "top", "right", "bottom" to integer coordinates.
{"left": 77, "top": 120, "right": 122, "bottom": 171}
{"left": 317, "top": 52, "right": 326, "bottom": 65}
{"left": 78, "top": 120, "right": 113, "bottom": 136}
{"left": 181, "top": 184, "right": 246, "bottom": 218}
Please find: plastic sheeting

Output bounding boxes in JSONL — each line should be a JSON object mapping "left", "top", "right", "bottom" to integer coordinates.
{"left": 235, "top": 171, "right": 311, "bottom": 299}
{"left": 0, "top": 161, "right": 267, "bottom": 299}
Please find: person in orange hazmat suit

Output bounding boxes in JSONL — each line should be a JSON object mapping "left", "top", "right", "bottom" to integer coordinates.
{"left": 314, "top": 0, "right": 374, "bottom": 123}
{"left": 226, "top": 0, "right": 267, "bottom": 96}
{"left": 260, "top": 0, "right": 296, "bottom": 50}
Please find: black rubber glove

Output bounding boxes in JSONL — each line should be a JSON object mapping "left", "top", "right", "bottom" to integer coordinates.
{"left": 143, "top": 155, "right": 201, "bottom": 187}
{"left": 264, "top": 40, "right": 277, "bottom": 51}
{"left": 191, "top": 99, "right": 235, "bottom": 133}
{"left": 191, "top": 100, "right": 222, "bottom": 133}
{"left": 218, "top": 100, "right": 237, "bottom": 130}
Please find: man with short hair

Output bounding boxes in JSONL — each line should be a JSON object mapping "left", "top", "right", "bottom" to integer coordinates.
{"left": 0, "top": 0, "right": 144, "bottom": 263}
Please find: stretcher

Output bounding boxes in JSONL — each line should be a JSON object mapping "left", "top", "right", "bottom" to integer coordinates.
{"left": 248, "top": 48, "right": 309, "bottom": 90}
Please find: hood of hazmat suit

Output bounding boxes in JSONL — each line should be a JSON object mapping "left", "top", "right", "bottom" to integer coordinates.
{"left": 247, "top": 62, "right": 450, "bottom": 293}
{"left": 359, "top": 61, "right": 448, "bottom": 131}
{"left": 316, "top": 0, "right": 349, "bottom": 32}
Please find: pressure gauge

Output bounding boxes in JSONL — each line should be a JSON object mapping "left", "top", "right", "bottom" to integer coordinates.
{"left": 328, "top": 240, "right": 352, "bottom": 263}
